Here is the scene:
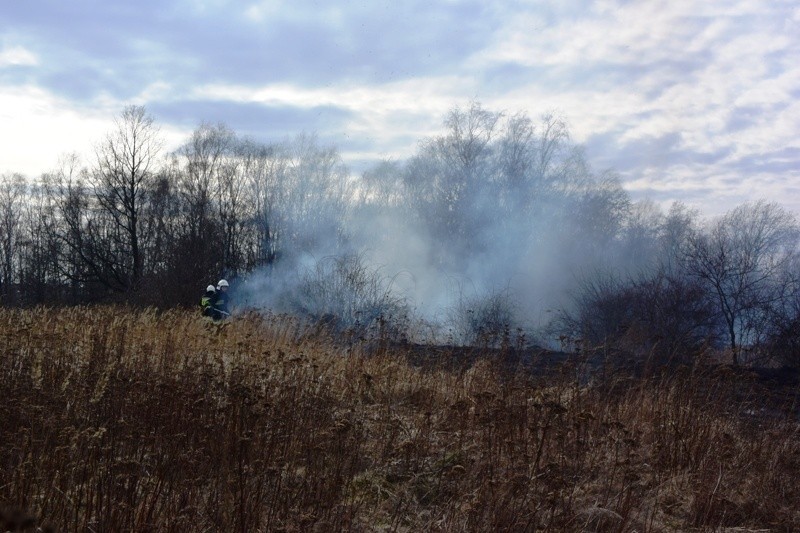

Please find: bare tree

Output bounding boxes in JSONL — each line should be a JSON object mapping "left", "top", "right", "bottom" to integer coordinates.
{"left": 175, "top": 122, "right": 233, "bottom": 242}
{"left": 140, "top": 170, "right": 179, "bottom": 280}
{"left": 18, "top": 175, "right": 63, "bottom": 304}
{"left": 155, "top": 121, "right": 236, "bottom": 301}
{"left": 496, "top": 112, "right": 536, "bottom": 191}
{"left": 243, "top": 141, "right": 284, "bottom": 268}
{"left": 275, "top": 133, "right": 352, "bottom": 259}
{"left": 0, "top": 173, "right": 26, "bottom": 301}
{"left": 763, "top": 256, "right": 800, "bottom": 367}
{"left": 90, "top": 105, "right": 163, "bottom": 292}
{"left": 217, "top": 143, "right": 250, "bottom": 277}
{"left": 535, "top": 112, "right": 571, "bottom": 184}
{"left": 659, "top": 202, "right": 699, "bottom": 273}
{"left": 402, "top": 102, "right": 502, "bottom": 261}
{"left": 687, "top": 201, "right": 799, "bottom": 364}
{"left": 617, "top": 199, "right": 664, "bottom": 270}
{"left": 570, "top": 173, "right": 631, "bottom": 255}
{"left": 440, "top": 100, "right": 500, "bottom": 173}
{"left": 43, "top": 153, "right": 94, "bottom": 301}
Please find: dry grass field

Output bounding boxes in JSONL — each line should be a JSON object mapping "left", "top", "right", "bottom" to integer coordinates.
{"left": 1, "top": 306, "right": 799, "bottom": 532}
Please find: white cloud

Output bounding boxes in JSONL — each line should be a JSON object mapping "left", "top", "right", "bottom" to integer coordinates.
{"left": 0, "top": 45, "right": 38, "bottom": 67}
{"left": 1, "top": 0, "right": 798, "bottom": 217}
{"left": 467, "top": 0, "right": 799, "bottom": 210}
{"left": 0, "top": 86, "right": 108, "bottom": 176}
{"left": 473, "top": 0, "right": 705, "bottom": 69}
{"left": 243, "top": 0, "right": 284, "bottom": 22}
{"left": 243, "top": 0, "right": 346, "bottom": 27}
{"left": 189, "top": 75, "right": 471, "bottom": 155}
{"left": 0, "top": 85, "right": 187, "bottom": 177}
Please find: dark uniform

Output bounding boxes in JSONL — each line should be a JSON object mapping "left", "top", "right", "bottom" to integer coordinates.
{"left": 212, "top": 280, "right": 231, "bottom": 320}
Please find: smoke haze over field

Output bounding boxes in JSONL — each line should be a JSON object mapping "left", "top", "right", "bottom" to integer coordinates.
{"left": 0, "top": 99, "right": 796, "bottom": 362}
{"left": 232, "top": 103, "right": 687, "bottom": 344}
{"left": 219, "top": 102, "right": 796, "bottom": 357}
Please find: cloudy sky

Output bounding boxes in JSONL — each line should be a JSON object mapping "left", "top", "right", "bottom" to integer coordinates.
{"left": 1, "top": 0, "right": 798, "bottom": 216}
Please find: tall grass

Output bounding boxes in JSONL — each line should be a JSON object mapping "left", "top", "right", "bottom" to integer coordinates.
{"left": 1, "top": 306, "right": 798, "bottom": 531}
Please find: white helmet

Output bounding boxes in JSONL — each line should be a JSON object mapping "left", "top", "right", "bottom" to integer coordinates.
{"left": 206, "top": 285, "right": 216, "bottom": 293}
{"left": 217, "top": 279, "right": 229, "bottom": 288}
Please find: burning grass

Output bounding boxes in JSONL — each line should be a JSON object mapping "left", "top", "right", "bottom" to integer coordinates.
{"left": 1, "top": 306, "right": 798, "bottom": 531}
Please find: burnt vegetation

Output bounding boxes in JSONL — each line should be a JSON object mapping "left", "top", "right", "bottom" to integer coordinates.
{"left": 2, "top": 101, "right": 800, "bottom": 530}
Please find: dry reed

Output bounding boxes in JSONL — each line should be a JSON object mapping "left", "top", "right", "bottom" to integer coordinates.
{"left": 1, "top": 306, "right": 798, "bottom": 531}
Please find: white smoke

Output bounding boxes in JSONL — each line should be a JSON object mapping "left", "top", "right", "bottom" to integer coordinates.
{"left": 234, "top": 103, "right": 672, "bottom": 346}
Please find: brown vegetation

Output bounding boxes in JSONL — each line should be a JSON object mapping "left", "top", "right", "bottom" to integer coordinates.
{"left": 1, "top": 306, "right": 798, "bottom": 531}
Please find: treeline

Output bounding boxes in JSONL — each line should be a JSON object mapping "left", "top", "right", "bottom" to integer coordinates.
{"left": 353, "top": 104, "right": 800, "bottom": 367}
{"left": 1, "top": 102, "right": 799, "bottom": 366}
{"left": 0, "top": 106, "right": 353, "bottom": 307}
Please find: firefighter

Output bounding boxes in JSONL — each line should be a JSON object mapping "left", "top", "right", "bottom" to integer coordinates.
{"left": 200, "top": 285, "right": 216, "bottom": 318}
{"left": 213, "top": 279, "right": 231, "bottom": 320}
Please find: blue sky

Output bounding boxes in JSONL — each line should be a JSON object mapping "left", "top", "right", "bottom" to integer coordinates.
{"left": 1, "top": 0, "right": 798, "bottom": 216}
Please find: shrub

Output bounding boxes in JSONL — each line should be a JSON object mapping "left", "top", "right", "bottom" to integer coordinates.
{"left": 447, "top": 286, "right": 521, "bottom": 348}
{"left": 288, "top": 252, "right": 409, "bottom": 339}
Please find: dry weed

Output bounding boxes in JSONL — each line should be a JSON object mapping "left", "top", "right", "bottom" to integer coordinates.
{"left": 0, "top": 306, "right": 798, "bottom": 531}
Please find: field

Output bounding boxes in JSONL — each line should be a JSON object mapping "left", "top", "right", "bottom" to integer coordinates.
{"left": 1, "top": 307, "right": 799, "bottom": 532}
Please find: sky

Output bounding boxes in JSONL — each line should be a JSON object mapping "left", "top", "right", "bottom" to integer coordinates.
{"left": 1, "top": 0, "right": 799, "bottom": 217}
